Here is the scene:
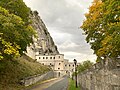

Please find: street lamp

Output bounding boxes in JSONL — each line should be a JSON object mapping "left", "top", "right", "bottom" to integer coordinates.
{"left": 73, "top": 59, "right": 78, "bottom": 88}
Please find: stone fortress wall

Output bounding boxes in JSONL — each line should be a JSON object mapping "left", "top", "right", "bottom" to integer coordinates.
{"left": 20, "top": 71, "right": 54, "bottom": 86}
{"left": 78, "top": 58, "right": 120, "bottom": 90}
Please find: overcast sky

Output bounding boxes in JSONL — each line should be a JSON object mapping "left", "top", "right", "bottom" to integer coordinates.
{"left": 23, "top": 0, "right": 97, "bottom": 62}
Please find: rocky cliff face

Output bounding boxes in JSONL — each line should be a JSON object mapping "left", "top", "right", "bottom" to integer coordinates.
{"left": 26, "top": 11, "right": 59, "bottom": 59}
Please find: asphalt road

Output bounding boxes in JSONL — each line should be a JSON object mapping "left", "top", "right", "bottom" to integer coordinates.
{"left": 27, "top": 76, "right": 69, "bottom": 90}
{"left": 45, "top": 76, "right": 68, "bottom": 90}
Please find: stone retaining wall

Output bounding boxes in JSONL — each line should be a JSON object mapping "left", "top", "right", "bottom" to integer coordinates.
{"left": 78, "top": 58, "right": 120, "bottom": 90}
{"left": 20, "top": 71, "right": 54, "bottom": 86}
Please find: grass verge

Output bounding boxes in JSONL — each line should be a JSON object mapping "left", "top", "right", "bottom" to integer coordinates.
{"left": 68, "top": 78, "right": 81, "bottom": 90}
{"left": 0, "top": 54, "right": 51, "bottom": 90}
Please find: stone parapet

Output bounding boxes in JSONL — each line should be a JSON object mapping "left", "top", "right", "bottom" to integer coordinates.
{"left": 20, "top": 71, "right": 55, "bottom": 86}
{"left": 78, "top": 58, "right": 120, "bottom": 90}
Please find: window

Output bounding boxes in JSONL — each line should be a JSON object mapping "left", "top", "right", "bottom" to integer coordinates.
{"left": 59, "top": 56, "right": 60, "bottom": 58}
{"left": 50, "top": 63, "right": 52, "bottom": 65}
{"left": 43, "top": 57, "right": 45, "bottom": 59}
{"left": 50, "top": 57, "right": 52, "bottom": 59}
{"left": 58, "top": 68, "right": 60, "bottom": 70}
{"left": 46, "top": 57, "right": 48, "bottom": 59}
{"left": 73, "top": 65, "right": 74, "bottom": 67}
{"left": 66, "top": 71, "right": 67, "bottom": 73}
{"left": 69, "top": 65, "right": 70, "bottom": 67}
{"left": 65, "top": 65, "right": 67, "bottom": 67}
{"left": 42, "top": 63, "right": 44, "bottom": 65}
{"left": 59, "top": 63, "right": 61, "bottom": 65}
{"left": 53, "top": 57, "right": 55, "bottom": 59}
{"left": 39, "top": 57, "right": 41, "bottom": 59}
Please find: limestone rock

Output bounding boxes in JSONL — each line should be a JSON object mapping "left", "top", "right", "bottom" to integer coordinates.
{"left": 26, "top": 11, "right": 59, "bottom": 59}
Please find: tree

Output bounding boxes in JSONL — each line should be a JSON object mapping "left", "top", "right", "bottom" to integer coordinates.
{"left": 81, "top": 0, "right": 120, "bottom": 59}
{"left": 0, "top": 6, "right": 36, "bottom": 60}
{"left": 77, "top": 60, "right": 93, "bottom": 73}
{"left": 0, "top": 0, "right": 30, "bottom": 23}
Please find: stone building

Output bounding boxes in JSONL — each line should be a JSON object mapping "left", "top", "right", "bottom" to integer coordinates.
{"left": 36, "top": 54, "right": 79, "bottom": 77}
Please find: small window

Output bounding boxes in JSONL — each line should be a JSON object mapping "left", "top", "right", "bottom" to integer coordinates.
{"left": 50, "top": 63, "right": 52, "bottom": 65}
{"left": 59, "top": 63, "right": 61, "bottom": 65}
{"left": 53, "top": 57, "right": 55, "bottom": 59}
{"left": 73, "top": 65, "right": 74, "bottom": 67}
{"left": 50, "top": 57, "right": 52, "bottom": 59}
{"left": 43, "top": 57, "right": 45, "bottom": 59}
{"left": 65, "top": 65, "right": 67, "bottom": 67}
{"left": 69, "top": 65, "right": 70, "bottom": 67}
{"left": 59, "top": 56, "right": 60, "bottom": 58}
{"left": 42, "top": 63, "right": 44, "bottom": 65}
{"left": 58, "top": 68, "right": 60, "bottom": 70}
{"left": 46, "top": 57, "right": 48, "bottom": 59}
{"left": 39, "top": 57, "right": 41, "bottom": 59}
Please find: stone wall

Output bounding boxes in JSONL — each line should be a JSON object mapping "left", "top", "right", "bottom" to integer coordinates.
{"left": 20, "top": 71, "right": 55, "bottom": 86}
{"left": 78, "top": 58, "right": 120, "bottom": 90}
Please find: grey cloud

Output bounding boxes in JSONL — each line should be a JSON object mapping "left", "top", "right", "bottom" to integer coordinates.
{"left": 59, "top": 40, "right": 93, "bottom": 55}
{"left": 24, "top": 0, "right": 96, "bottom": 61}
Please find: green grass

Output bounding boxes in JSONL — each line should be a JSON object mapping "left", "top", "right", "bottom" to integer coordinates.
{"left": 68, "top": 78, "right": 81, "bottom": 90}
{"left": 0, "top": 54, "right": 51, "bottom": 90}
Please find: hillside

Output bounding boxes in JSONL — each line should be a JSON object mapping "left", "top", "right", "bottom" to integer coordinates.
{"left": 0, "top": 55, "right": 51, "bottom": 90}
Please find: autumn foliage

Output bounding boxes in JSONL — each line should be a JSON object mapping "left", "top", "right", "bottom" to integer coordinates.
{"left": 81, "top": 0, "right": 120, "bottom": 59}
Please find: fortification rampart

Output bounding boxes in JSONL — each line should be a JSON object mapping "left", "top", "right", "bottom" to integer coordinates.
{"left": 78, "top": 58, "right": 120, "bottom": 90}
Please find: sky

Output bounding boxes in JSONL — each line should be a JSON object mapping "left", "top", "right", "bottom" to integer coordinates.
{"left": 23, "top": 0, "right": 97, "bottom": 62}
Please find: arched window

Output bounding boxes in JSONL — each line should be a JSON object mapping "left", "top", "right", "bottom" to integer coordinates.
{"left": 58, "top": 72, "right": 60, "bottom": 77}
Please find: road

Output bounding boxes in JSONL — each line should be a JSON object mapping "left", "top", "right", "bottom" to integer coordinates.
{"left": 27, "top": 76, "right": 69, "bottom": 90}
